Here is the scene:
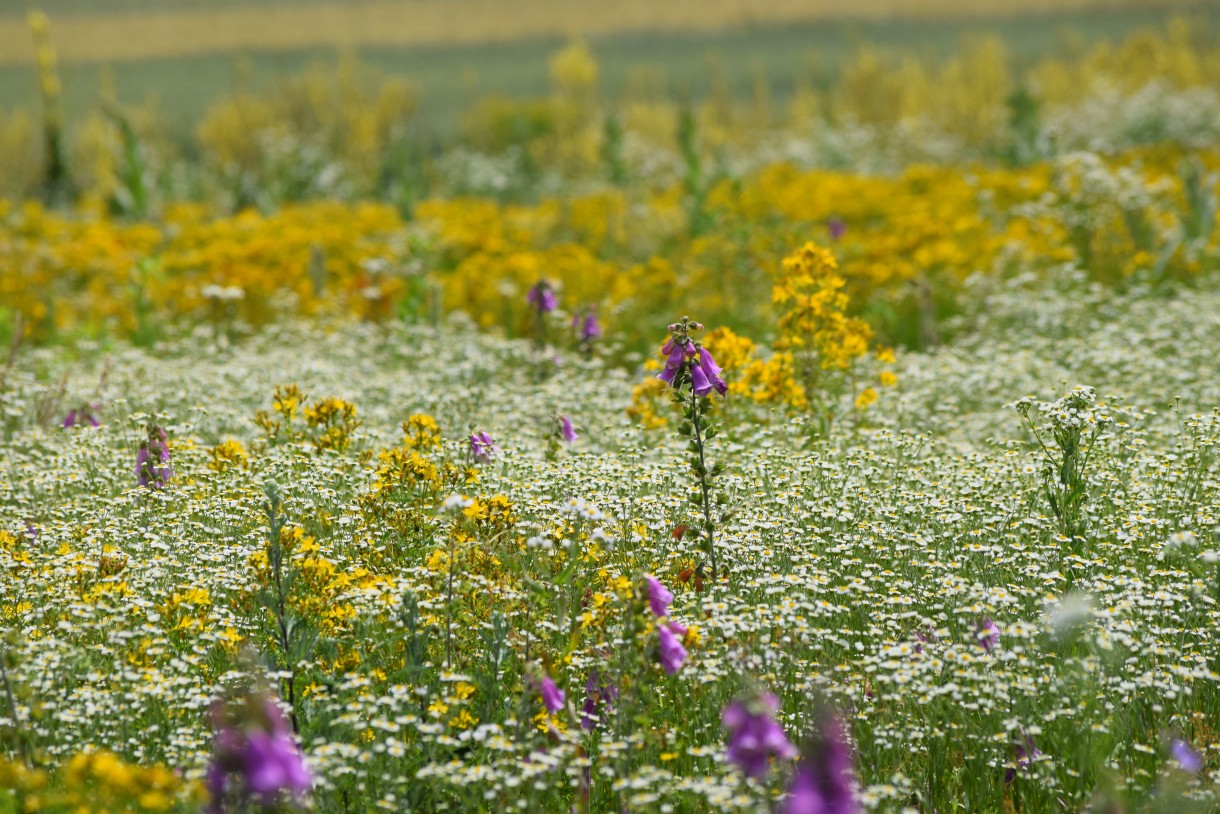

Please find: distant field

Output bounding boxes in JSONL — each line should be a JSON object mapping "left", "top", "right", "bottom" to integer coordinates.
{"left": 0, "top": 0, "right": 1210, "bottom": 64}
{"left": 0, "top": 1, "right": 1216, "bottom": 139}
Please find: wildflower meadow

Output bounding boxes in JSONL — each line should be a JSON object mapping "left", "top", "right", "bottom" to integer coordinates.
{"left": 3, "top": 4, "right": 1220, "bottom": 813}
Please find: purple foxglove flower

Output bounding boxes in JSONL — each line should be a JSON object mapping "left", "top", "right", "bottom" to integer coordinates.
{"left": 470, "top": 431, "right": 499, "bottom": 464}
{"left": 697, "top": 348, "right": 728, "bottom": 396}
{"left": 977, "top": 617, "right": 1001, "bottom": 652}
{"left": 539, "top": 676, "right": 566, "bottom": 714}
{"left": 136, "top": 427, "right": 173, "bottom": 489}
{"left": 574, "top": 309, "right": 602, "bottom": 341}
{"left": 208, "top": 689, "right": 310, "bottom": 811}
{"left": 559, "top": 416, "right": 578, "bottom": 443}
{"left": 828, "top": 217, "right": 846, "bottom": 241}
{"left": 658, "top": 339, "right": 697, "bottom": 388}
{"left": 1004, "top": 730, "right": 1042, "bottom": 784}
{"left": 690, "top": 359, "right": 714, "bottom": 397}
{"left": 1172, "top": 738, "right": 1203, "bottom": 773}
{"left": 645, "top": 575, "right": 673, "bottom": 617}
{"left": 723, "top": 692, "right": 797, "bottom": 780}
{"left": 63, "top": 403, "right": 101, "bottom": 428}
{"left": 243, "top": 730, "right": 312, "bottom": 802}
{"left": 913, "top": 625, "right": 938, "bottom": 655}
{"left": 657, "top": 621, "right": 687, "bottom": 675}
{"left": 783, "top": 711, "right": 860, "bottom": 814}
{"left": 580, "top": 313, "right": 601, "bottom": 341}
{"left": 581, "top": 670, "right": 618, "bottom": 731}
{"left": 527, "top": 281, "right": 557, "bottom": 314}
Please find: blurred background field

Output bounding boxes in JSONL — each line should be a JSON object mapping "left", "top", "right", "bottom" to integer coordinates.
{"left": 0, "top": 1, "right": 1218, "bottom": 142}
{"left": 3, "top": 0, "right": 1220, "bottom": 359}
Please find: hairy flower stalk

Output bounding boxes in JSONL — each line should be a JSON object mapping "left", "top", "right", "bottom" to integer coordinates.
{"left": 656, "top": 317, "right": 727, "bottom": 582}
{"left": 261, "top": 485, "right": 301, "bottom": 735}
{"left": 527, "top": 279, "right": 556, "bottom": 350}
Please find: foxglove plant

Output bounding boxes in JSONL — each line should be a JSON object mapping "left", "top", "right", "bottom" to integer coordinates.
{"left": 527, "top": 279, "right": 557, "bottom": 349}
{"left": 469, "top": 431, "right": 499, "bottom": 465}
{"left": 257, "top": 484, "right": 310, "bottom": 735}
{"left": 535, "top": 673, "right": 566, "bottom": 715}
{"left": 655, "top": 317, "right": 728, "bottom": 581}
{"left": 572, "top": 306, "right": 601, "bottom": 357}
{"left": 62, "top": 402, "right": 100, "bottom": 428}
{"left": 976, "top": 617, "right": 1001, "bottom": 652}
{"left": 722, "top": 691, "right": 796, "bottom": 780}
{"left": 546, "top": 415, "right": 578, "bottom": 460}
{"left": 580, "top": 669, "right": 617, "bottom": 731}
{"left": 135, "top": 425, "right": 172, "bottom": 489}
{"left": 783, "top": 708, "right": 861, "bottom": 814}
{"left": 206, "top": 680, "right": 311, "bottom": 813}
{"left": 644, "top": 574, "right": 688, "bottom": 675}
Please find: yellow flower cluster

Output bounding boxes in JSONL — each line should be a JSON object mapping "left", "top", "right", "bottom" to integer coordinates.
{"left": 254, "top": 385, "right": 362, "bottom": 453}
{"left": 773, "top": 242, "right": 872, "bottom": 370}
{"left": 1, "top": 201, "right": 412, "bottom": 343}
{"left": 0, "top": 750, "right": 194, "bottom": 813}
{"left": 402, "top": 413, "right": 443, "bottom": 451}
{"left": 207, "top": 438, "right": 249, "bottom": 473}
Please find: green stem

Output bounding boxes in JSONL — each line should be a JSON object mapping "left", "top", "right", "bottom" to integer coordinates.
{"left": 689, "top": 390, "right": 718, "bottom": 583}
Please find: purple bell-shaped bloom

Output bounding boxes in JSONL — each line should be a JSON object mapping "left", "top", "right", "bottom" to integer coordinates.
{"left": 580, "top": 669, "right": 618, "bottom": 731}
{"left": 657, "top": 339, "right": 689, "bottom": 386}
{"left": 783, "top": 711, "right": 861, "bottom": 814}
{"left": 538, "top": 675, "right": 566, "bottom": 714}
{"left": 657, "top": 621, "right": 688, "bottom": 675}
{"left": 573, "top": 309, "right": 602, "bottom": 341}
{"left": 136, "top": 426, "right": 173, "bottom": 489}
{"left": 1172, "top": 739, "right": 1203, "bottom": 774}
{"left": 977, "top": 617, "right": 1001, "bottom": 652}
{"left": 207, "top": 689, "right": 310, "bottom": 812}
{"left": 470, "top": 431, "right": 499, "bottom": 464}
{"left": 63, "top": 403, "right": 101, "bottom": 428}
{"left": 559, "top": 416, "right": 578, "bottom": 443}
{"left": 244, "top": 729, "right": 312, "bottom": 803}
{"left": 645, "top": 575, "right": 674, "bottom": 618}
{"left": 690, "top": 361, "right": 714, "bottom": 397}
{"left": 527, "top": 280, "right": 557, "bottom": 314}
{"left": 828, "top": 217, "right": 846, "bottom": 241}
{"left": 697, "top": 348, "right": 728, "bottom": 396}
{"left": 723, "top": 692, "right": 797, "bottom": 780}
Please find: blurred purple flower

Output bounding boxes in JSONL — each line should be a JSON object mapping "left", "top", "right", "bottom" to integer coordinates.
{"left": 783, "top": 710, "right": 860, "bottom": 814}
{"left": 573, "top": 308, "right": 601, "bottom": 342}
{"left": 645, "top": 575, "right": 674, "bottom": 617}
{"left": 977, "top": 617, "right": 1001, "bottom": 652}
{"left": 207, "top": 691, "right": 310, "bottom": 812}
{"left": 559, "top": 416, "right": 578, "bottom": 443}
{"left": 657, "top": 621, "right": 687, "bottom": 675}
{"left": 581, "top": 670, "right": 618, "bottom": 731}
{"left": 828, "top": 217, "right": 846, "bottom": 241}
{"left": 722, "top": 692, "right": 797, "bottom": 780}
{"left": 136, "top": 426, "right": 172, "bottom": 489}
{"left": 913, "top": 625, "right": 939, "bottom": 655}
{"left": 1172, "top": 738, "right": 1203, "bottom": 773}
{"left": 63, "top": 403, "right": 100, "bottom": 428}
{"left": 470, "top": 431, "right": 499, "bottom": 464}
{"left": 1004, "top": 730, "right": 1042, "bottom": 785}
{"left": 538, "top": 675, "right": 566, "bottom": 714}
{"left": 527, "top": 280, "right": 557, "bottom": 314}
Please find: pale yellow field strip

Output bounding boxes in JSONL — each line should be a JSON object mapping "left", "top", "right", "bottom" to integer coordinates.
{"left": 0, "top": 0, "right": 1196, "bottom": 65}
